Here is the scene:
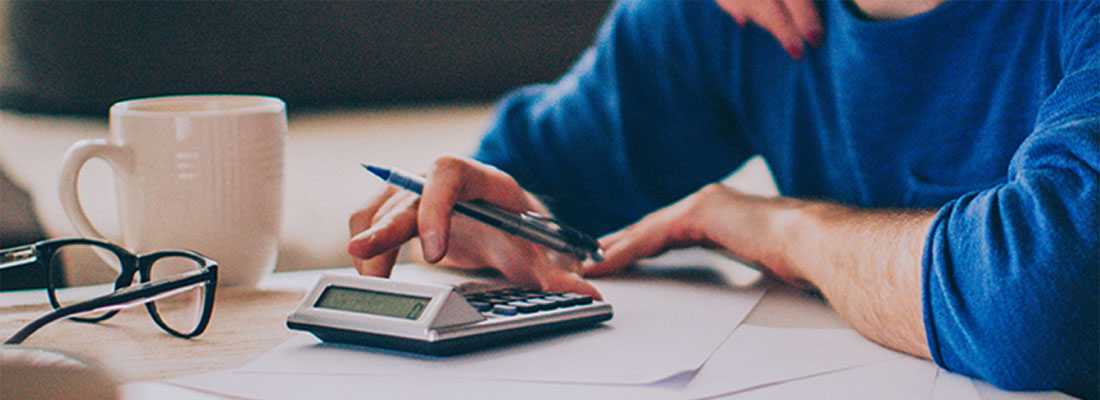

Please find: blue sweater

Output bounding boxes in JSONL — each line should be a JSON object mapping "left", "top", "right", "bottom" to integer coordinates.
{"left": 474, "top": 1, "right": 1099, "bottom": 397}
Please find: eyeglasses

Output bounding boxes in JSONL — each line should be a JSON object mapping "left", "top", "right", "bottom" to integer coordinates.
{"left": 1, "top": 238, "right": 218, "bottom": 344}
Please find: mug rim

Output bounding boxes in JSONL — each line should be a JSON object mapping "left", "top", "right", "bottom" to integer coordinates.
{"left": 110, "top": 95, "right": 285, "bottom": 117}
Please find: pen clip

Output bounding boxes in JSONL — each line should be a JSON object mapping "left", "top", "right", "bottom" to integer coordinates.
{"left": 519, "top": 211, "right": 559, "bottom": 229}
{"left": 520, "top": 212, "right": 603, "bottom": 262}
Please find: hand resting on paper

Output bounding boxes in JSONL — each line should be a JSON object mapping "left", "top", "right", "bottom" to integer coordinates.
{"left": 582, "top": 184, "right": 808, "bottom": 288}
{"left": 347, "top": 156, "right": 602, "bottom": 299}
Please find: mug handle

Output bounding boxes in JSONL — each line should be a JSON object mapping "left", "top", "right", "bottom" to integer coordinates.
{"left": 58, "top": 139, "right": 133, "bottom": 244}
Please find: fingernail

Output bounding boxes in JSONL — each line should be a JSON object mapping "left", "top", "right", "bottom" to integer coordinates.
{"left": 351, "top": 228, "right": 374, "bottom": 242}
{"left": 348, "top": 231, "right": 375, "bottom": 256}
{"left": 785, "top": 42, "right": 804, "bottom": 60}
{"left": 807, "top": 29, "right": 822, "bottom": 47}
{"left": 422, "top": 230, "right": 444, "bottom": 262}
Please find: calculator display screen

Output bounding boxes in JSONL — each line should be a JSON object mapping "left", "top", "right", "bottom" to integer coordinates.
{"left": 315, "top": 286, "right": 430, "bottom": 320}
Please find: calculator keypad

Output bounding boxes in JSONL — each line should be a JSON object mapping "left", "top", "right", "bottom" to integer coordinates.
{"left": 491, "top": 304, "right": 518, "bottom": 316}
{"left": 464, "top": 288, "right": 593, "bottom": 317}
{"left": 468, "top": 301, "right": 492, "bottom": 312}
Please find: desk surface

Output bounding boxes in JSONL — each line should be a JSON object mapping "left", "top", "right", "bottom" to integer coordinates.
{"left": 0, "top": 265, "right": 842, "bottom": 383}
{"left": 1, "top": 265, "right": 1065, "bottom": 400}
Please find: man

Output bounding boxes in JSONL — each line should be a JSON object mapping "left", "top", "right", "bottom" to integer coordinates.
{"left": 347, "top": 0, "right": 1098, "bottom": 397}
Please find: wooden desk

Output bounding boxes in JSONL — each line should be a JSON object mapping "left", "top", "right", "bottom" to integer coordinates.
{"left": 0, "top": 265, "right": 842, "bottom": 383}
{"left": 0, "top": 269, "right": 335, "bottom": 382}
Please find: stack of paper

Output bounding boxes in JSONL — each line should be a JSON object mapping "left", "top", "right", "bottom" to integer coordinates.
{"left": 160, "top": 325, "right": 979, "bottom": 399}
{"left": 152, "top": 261, "right": 1062, "bottom": 399}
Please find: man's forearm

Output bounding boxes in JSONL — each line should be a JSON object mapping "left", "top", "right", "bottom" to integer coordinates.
{"left": 585, "top": 184, "right": 938, "bottom": 359}
{"left": 774, "top": 201, "right": 936, "bottom": 359}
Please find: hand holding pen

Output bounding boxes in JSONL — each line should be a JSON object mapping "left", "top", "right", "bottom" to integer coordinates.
{"left": 347, "top": 156, "right": 603, "bottom": 299}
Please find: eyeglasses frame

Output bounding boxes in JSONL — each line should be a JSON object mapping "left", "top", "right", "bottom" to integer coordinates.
{"left": 0, "top": 237, "right": 218, "bottom": 340}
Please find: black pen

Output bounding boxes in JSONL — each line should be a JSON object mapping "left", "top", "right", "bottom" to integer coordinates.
{"left": 363, "top": 164, "right": 605, "bottom": 263}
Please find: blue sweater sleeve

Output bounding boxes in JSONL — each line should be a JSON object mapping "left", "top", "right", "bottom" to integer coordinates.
{"left": 473, "top": 0, "right": 753, "bottom": 236}
{"left": 922, "top": 4, "right": 1100, "bottom": 398}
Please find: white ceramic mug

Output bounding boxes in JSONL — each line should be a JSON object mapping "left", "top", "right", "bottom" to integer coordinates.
{"left": 58, "top": 95, "right": 286, "bottom": 286}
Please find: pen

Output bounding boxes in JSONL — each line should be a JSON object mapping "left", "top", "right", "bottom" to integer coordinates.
{"left": 363, "top": 164, "right": 605, "bottom": 263}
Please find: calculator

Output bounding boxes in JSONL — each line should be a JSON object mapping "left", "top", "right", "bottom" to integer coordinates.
{"left": 287, "top": 275, "right": 613, "bottom": 356}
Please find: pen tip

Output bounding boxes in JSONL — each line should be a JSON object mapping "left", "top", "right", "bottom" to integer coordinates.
{"left": 363, "top": 164, "right": 390, "bottom": 180}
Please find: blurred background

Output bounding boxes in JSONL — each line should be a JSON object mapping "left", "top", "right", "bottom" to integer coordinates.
{"left": 0, "top": 0, "right": 776, "bottom": 290}
{"left": 0, "top": 0, "right": 610, "bottom": 290}
{"left": 0, "top": 1, "right": 610, "bottom": 114}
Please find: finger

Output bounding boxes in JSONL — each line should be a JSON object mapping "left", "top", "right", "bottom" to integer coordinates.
{"left": 595, "top": 228, "right": 630, "bottom": 254}
{"left": 781, "top": 0, "right": 823, "bottom": 46}
{"left": 355, "top": 248, "right": 400, "bottom": 278}
{"left": 517, "top": 245, "right": 601, "bottom": 299}
{"left": 584, "top": 218, "right": 669, "bottom": 277}
{"left": 418, "top": 157, "right": 531, "bottom": 263}
{"left": 348, "top": 186, "right": 398, "bottom": 237}
{"left": 539, "top": 270, "right": 604, "bottom": 300}
{"left": 714, "top": 0, "right": 747, "bottom": 27}
{"left": 417, "top": 157, "right": 466, "bottom": 263}
{"left": 348, "top": 187, "right": 400, "bottom": 271}
{"left": 351, "top": 191, "right": 414, "bottom": 248}
{"left": 747, "top": 0, "right": 806, "bottom": 59}
{"left": 347, "top": 195, "right": 419, "bottom": 260}
{"left": 372, "top": 190, "right": 414, "bottom": 224}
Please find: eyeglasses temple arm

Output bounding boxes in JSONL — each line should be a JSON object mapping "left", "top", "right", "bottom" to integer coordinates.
{"left": 4, "top": 303, "right": 76, "bottom": 345}
{"left": 4, "top": 269, "right": 214, "bottom": 345}
{"left": 0, "top": 245, "right": 37, "bottom": 271}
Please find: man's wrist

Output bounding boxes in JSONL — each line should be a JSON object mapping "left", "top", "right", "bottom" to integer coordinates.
{"left": 766, "top": 198, "right": 848, "bottom": 286}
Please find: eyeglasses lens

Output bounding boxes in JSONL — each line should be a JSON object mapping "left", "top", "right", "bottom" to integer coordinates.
{"left": 146, "top": 256, "right": 207, "bottom": 335}
{"left": 49, "top": 244, "right": 123, "bottom": 319}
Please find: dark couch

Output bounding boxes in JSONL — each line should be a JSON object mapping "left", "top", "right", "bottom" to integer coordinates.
{"left": 0, "top": 0, "right": 611, "bottom": 115}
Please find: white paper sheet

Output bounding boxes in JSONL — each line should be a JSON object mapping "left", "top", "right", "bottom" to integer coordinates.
{"left": 238, "top": 263, "right": 767, "bottom": 385}
{"left": 971, "top": 380, "right": 1077, "bottom": 400}
{"left": 167, "top": 326, "right": 907, "bottom": 400}
{"left": 714, "top": 357, "right": 939, "bottom": 400}
{"left": 166, "top": 372, "right": 677, "bottom": 400}
{"left": 932, "top": 368, "right": 983, "bottom": 400}
{"left": 121, "top": 382, "right": 233, "bottom": 400}
{"left": 678, "top": 326, "right": 904, "bottom": 398}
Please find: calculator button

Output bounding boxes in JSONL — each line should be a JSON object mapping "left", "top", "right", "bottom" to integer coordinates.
{"left": 492, "top": 305, "right": 518, "bottom": 316}
{"left": 563, "top": 293, "right": 593, "bottom": 305}
{"left": 487, "top": 298, "right": 510, "bottom": 305}
{"left": 468, "top": 301, "right": 492, "bottom": 312}
{"left": 527, "top": 298, "right": 556, "bottom": 310}
{"left": 543, "top": 295, "right": 571, "bottom": 306}
{"left": 508, "top": 301, "right": 540, "bottom": 313}
{"left": 556, "top": 293, "right": 579, "bottom": 306}
{"left": 503, "top": 295, "right": 528, "bottom": 302}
